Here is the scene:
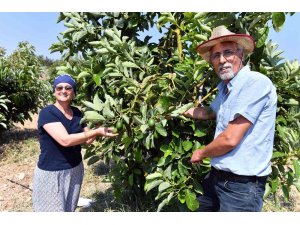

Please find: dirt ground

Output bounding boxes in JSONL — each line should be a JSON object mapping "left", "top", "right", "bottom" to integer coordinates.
{"left": 0, "top": 157, "right": 36, "bottom": 211}
{"left": 0, "top": 114, "right": 39, "bottom": 211}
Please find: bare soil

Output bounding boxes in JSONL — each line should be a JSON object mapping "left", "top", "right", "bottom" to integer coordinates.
{"left": 0, "top": 118, "right": 39, "bottom": 212}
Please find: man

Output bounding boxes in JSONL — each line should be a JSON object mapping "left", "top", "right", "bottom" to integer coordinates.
{"left": 183, "top": 26, "right": 277, "bottom": 211}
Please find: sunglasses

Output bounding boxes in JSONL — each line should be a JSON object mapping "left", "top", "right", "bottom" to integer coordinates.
{"left": 55, "top": 85, "right": 73, "bottom": 91}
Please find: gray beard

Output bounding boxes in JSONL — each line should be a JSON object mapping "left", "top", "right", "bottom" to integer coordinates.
{"left": 218, "top": 70, "right": 235, "bottom": 80}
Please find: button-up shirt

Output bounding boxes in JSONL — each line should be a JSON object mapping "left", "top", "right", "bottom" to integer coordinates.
{"left": 210, "top": 65, "right": 277, "bottom": 176}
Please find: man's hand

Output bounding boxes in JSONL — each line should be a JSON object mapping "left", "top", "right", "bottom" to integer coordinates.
{"left": 190, "top": 149, "right": 205, "bottom": 164}
{"left": 182, "top": 107, "right": 216, "bottom": 120}
{"left": 182, "top": 108, "right": 194, "bottom": 118}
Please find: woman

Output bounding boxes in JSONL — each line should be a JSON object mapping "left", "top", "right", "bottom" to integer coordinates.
{"left": 32, "top": 74, "right": 117, "bottom": 212}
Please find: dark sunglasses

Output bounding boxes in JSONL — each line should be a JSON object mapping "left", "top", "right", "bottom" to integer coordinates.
{"left": 55, "top": 85, "right": 73, "bottom": 91}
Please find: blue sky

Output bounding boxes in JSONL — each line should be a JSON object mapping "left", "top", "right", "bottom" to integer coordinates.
{"left": 0, "top": 12, "right": 299, "bottom": 62}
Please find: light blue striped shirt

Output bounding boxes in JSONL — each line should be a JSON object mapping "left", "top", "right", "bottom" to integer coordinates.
{"left": 210, "top": 65, "right": 277, "bottom": 176}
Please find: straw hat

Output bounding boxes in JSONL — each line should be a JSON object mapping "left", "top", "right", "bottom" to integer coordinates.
{"left": 196, "top": 25, "right": 255, "bottom": 61}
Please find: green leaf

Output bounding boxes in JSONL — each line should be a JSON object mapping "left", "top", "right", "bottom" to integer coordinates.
{"left": 271, "top": 177, "right": 279, "bottom": 192}
{"left": 158, "top": 181, "right": 171, "bottom": 192}
{"left": 178, "top": 190, "right": 186, "bottom": 203}
{"left": 256, "top": 27, "right": 269, "bottom": 48}
{"left": 185, "top": 190, "right": 199, "bottom": 211}
{"left": 141, "top": 104, "right": 147, "bottom": 121}
{"left": 194, "top": 12, "right": 207, "bottom": 19}
{"left": 194, "top": 34, "right": 208, "bottom": 42}
{"left": 122, "top": 61, "right": 139, "bottom": 68}
{"left": 272, "top": 151, "right": 286, "bottom": 159}
{"left": 133, "top": 149, "right": 142, "bottom": 163}
{"left": 64, "top": 22, "right": 75, "bottom": 28}
{"left": 103, "top": 106, "right": 115, "bottom": 119}
{"left": 105, "top": 94, "right": 117, "bottom": 107}
{"left": 286, "top": 98, "right": 299, "bottom": 106}
{"left": 272, "top": 12, "right": 285, "bottom": 32}
{"left": 128, "top": 174, "right": 133, "bottom": 187}
{"left": 276, "top": 115, "right": 287, "bottom": 125}
{"left": 194, "top": 129, "right": 206, "bottom": 137}
{"left": 193, "top": 179, "right": 203, "bottom": 195}
{"left": 84, "top": 111, "right": 105, "bottom": 123}
{"left": 145, "top": 179, "right": 163, "bottom": 192}
{"left": 178, "top": 160, "right": 189, "bottom": 177}
{"left": 96, "top": 48, "right": 109, "bottom": 54}
{"left": 140, "top": 124, "right": 149, "bottom": 133}
{"left": 78, "top": 71, "right": 90, "bottom": 79}
{"left": 171, "top": 102, "right": 194, "bottom": 115}
{"left": 172, "top": 130, "right": 179, "bottom": 138}
{"left": 182, "top": 140, "right": 193, "bottom": 151}
{"left": 74, "top": 30, "right": 88, "bottom": 42}
{"left": 155, "top": 124, "right": 167, "bottom": 137}
{"left": 89, "top": 41, "right": 102, "bottom": 46}
{"left": 146, "top": 172, "right": 163, "bottom": 180}
{"left": 157, "top": 157, "right": 166, "bottom": 167}
{"left": 144, "top": 133, "right": 152, "bottom": 150}
{"left": 82, "top": 101, "right": 100, "bottom": 111}
{"left": 87, "top": 155, "right": 100, "bottom": 166}
{"left": 93, "top": 93, "right": 103, "bottom": 111}
{"left": 160, "top": 144, "right": 169, "bottom": 152}
{"left": 0, "top": 123, "right": 7, "bottom": 129}
{"left": 93, "top": 73, "right": 102, "bottom": 86}
{"left": 164, "top": 165, "right": 172, "bottom": 180}
{"left": 156, "top": 96, "right": 172, "bottom": 114}
{"left": 281, "top": 185, "right": 289, "bottom": 202}
{"left": 122, "top": 135, "right": 133, "bottom": 149}
{"left": 157, "top": 198, "right": 168, "bottom": 212}
{"left": 263, "top": 182, "right": 272, "bottom": 199}
{"left": 293, "top": 160, "right": 300, "bottom": 178}
{"left": 121, "top": 114, "right": 130, "bottom": 124}
{"left": 167, "top": 191, "right": 174, "bottom": 202}
{"left": 132, "top": 115, "right": 144, "bottom": 125}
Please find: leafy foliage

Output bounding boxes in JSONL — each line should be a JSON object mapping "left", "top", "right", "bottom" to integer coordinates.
{"left": 51, "top": 12, "right": 299, "bottom": 211}
{"left": 0, "top": 42, "right": 51, "bottom": 131}
{"left": 0, "top": 95, "right": 10, "bottom": 129}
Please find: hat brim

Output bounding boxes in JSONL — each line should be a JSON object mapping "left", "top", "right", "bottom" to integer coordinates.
{"left": 196, "top": 34, "right": 255, "bottom": 62}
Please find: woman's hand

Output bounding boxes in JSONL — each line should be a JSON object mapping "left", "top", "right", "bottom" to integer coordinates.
{"left": 97, "top": 127, "right": 118, "bottom": 137}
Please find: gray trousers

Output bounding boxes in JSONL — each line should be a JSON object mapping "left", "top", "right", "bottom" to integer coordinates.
{"left": 32, "top": 162, "right": 84, "bottom": 212}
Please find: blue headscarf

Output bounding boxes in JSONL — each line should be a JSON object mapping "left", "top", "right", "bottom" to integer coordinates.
{"left": 53, "top": 74, "right": 76, "bottom": 95}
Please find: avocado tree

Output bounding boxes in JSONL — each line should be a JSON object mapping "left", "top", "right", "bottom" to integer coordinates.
{"left": 0, "top": 42, "right": 52, "bottom": 131}
{"left": 50, "top": 12, "right": 300, "bottom": 211}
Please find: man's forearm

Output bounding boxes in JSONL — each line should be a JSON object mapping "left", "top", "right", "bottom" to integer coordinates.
{"left": 191, "top": 131, "right": 235, "bottom": 163}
